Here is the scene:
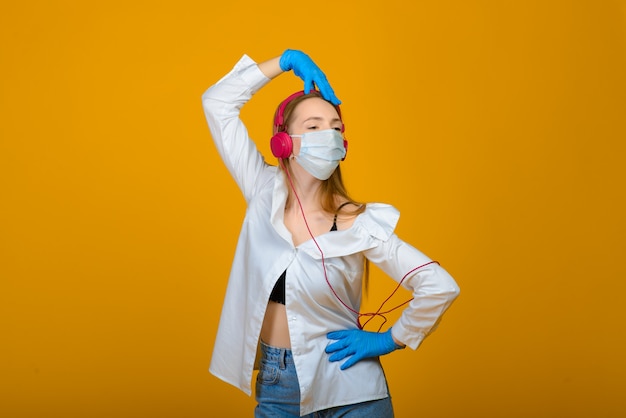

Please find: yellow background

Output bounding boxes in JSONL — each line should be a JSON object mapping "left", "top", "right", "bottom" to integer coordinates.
{"left": 2, "top": 1, "right": 625, "bottom": 417}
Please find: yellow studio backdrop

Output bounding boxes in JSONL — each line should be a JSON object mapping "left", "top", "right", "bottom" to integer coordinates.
{"left": 1, "top": 1, "right": 625, "bottom": 417}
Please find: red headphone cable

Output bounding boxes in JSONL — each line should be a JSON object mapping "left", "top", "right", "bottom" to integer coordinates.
{"left": 279, "top": 159, "right": 439, "bottom": 331}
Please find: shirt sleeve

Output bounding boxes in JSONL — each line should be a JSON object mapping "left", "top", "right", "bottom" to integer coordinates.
{"left": 201, "top": 54, "right": 274, "bottom": 201}
{"left": 363, "top": 235, "right": 460, "bottom": 350}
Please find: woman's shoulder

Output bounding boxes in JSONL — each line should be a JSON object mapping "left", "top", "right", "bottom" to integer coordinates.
{"left": 299, "top": 202, "right": 400, "bottom": 259}
{"left": 353, "top": 203, "right": 400, "bottom": 241}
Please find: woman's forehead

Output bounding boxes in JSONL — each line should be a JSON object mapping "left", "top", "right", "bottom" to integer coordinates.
{"left": 292, "top": 97, "right": 340, "bottom": 121}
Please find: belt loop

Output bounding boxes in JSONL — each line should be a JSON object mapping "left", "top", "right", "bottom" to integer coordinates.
{"left": 279, "top": 348, "right": 286, "bottom": 370}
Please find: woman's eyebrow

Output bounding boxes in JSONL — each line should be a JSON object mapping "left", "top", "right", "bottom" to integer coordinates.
{"left": 303, "top": 116, "right": 342, "bottom": 123}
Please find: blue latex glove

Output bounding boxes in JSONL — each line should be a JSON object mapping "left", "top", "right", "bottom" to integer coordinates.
{"left": 326, "top": 328, "right": 403, "bottom": 370}
{"left": 279, "top": 49, "right": 341, "bottom": 105}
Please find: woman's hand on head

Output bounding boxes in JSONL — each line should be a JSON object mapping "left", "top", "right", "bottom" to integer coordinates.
{"left": 279, "top": 49, "right": 341, "bottom": 105}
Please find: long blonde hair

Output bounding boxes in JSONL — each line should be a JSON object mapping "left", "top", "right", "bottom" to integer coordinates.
{"left": 274, "top": 91, "right": 370, "bottom": 292}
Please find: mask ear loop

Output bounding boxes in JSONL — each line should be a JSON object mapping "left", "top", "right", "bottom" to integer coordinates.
{"left": 279, "top": 158, "right": 439, "bottom": 331}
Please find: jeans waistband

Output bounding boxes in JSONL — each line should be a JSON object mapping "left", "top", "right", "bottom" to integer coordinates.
{"left": 259, "top": 341, "right": 294, "bottom": 366}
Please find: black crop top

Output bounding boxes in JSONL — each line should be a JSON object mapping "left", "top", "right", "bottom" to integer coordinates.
{"left": 268, "top": 202, "right": 352, "bottom": 305}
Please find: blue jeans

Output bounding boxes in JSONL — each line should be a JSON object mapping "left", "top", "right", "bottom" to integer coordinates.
{"left": 255, "top": 341, "right": 394, "bottom": 418}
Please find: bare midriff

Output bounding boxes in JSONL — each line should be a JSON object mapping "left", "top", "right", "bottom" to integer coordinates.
{"left": 260, "top": 301, "right": 292, "bottom": 348}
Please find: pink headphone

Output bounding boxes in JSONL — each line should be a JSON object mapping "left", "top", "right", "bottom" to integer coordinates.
{"left": 270, "top": 90, "right": 347, "bottom": 159}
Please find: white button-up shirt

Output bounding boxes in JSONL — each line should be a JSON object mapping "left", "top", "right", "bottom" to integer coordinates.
{"left": 202, "top": 55, "right": 460, "bottom": 416}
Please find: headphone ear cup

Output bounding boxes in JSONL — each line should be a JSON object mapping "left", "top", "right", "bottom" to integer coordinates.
{"left": 270, "top": 132, "right": 293, "bottom": 159}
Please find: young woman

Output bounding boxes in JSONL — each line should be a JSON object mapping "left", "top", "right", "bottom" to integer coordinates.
{"left": 202, "top": 49, "right": 460, "bottom": 417}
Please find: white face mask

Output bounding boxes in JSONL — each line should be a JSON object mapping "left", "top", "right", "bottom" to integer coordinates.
{"left": 290, "top": 129, "right": 346, "bottom": 180}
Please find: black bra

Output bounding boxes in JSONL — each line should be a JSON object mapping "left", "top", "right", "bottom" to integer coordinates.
{"left": 269, "top": 202, "right": 352, "bottom": 305}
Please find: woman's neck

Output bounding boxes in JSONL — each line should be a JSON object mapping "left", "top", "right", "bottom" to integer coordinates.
{"left": 284, "top": 160, "right": 325, "bottom": 211}
{"left": 286, "top": 183, "right": 322, "bottom": 212}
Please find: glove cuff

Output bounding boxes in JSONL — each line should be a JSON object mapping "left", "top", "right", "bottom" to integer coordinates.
{"left": 387, "top": 328, "right": 405, "bottom": 350}
{"left": 279, "top": 49, "right": 294, "bottom": 72}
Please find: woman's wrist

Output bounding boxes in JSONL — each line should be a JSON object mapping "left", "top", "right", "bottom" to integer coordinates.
{"left": 389, "top": 328, "right": 406, "bottom": 349}
{"left": 258, "top": 56, "right": 283, "bottom": 79}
